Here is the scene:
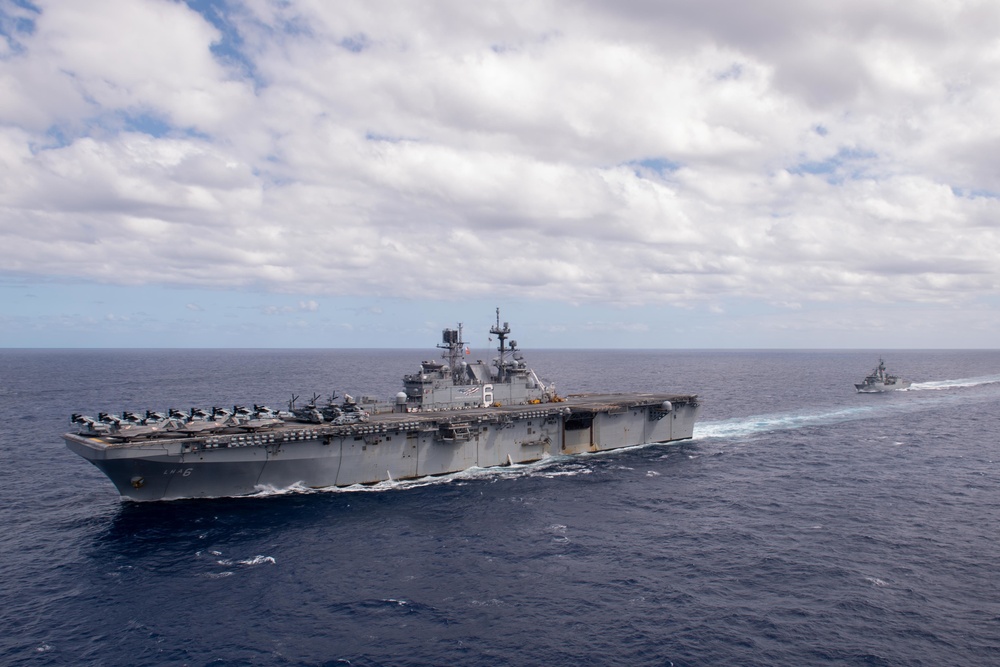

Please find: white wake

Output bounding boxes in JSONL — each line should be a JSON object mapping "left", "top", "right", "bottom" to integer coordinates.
{"left": 907, "top": 374, "right": 1000, "bottom": 391}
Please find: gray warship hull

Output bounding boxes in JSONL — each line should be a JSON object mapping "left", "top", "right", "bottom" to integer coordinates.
{"left": 64, "top": 393, "right": 699, "bottom": 501}
{"left": 855, "top": 358, "right": 911, "bottom": 393}
{"left": 854, "top": 379, "right": 912, "bottom": 393}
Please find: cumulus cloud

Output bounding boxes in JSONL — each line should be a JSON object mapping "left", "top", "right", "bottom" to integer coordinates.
{"left": 1, "top": 0, "right": 998, "bottom": 319}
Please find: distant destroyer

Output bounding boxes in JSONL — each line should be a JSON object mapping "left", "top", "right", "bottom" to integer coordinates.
{"left": 855, "top": 358, "right": 911, "bottom": 393}
{"left": 65, "top": 311, "right": 701, "bottom": 501}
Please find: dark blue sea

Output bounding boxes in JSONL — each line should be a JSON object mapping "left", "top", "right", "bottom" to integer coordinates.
{"left": 2, "top": 349, "right": 1000, "bottom": 666}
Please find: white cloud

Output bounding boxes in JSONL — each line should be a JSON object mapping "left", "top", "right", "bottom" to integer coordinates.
{"left": 1, "top": 0, "right": 999, "bottom": 340}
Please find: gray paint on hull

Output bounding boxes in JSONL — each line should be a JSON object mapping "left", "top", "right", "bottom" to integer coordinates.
{"left": 66, "top": 400, "right": 699, "bottom": 501}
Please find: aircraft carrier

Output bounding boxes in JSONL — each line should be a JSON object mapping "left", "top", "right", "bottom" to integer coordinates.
{"left": 64, "top": 311, "right": 701, "bottom": 501}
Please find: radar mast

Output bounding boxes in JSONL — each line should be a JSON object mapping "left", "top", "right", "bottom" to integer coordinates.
{"left": 491, "top": 307, "right": 512, "bottom": 382}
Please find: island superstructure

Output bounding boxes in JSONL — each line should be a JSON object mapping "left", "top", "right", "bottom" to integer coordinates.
{"left": 64, "top": 311, "right": 701, "bottom": 501}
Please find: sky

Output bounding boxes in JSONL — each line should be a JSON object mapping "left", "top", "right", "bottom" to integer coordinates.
{"left": 1, "top": 0, "right": 998, "bottom": 349}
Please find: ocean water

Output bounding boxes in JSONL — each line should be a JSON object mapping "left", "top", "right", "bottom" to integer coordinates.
{"left": 2, "top": 348, "right": 1000, "bottom": 666}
